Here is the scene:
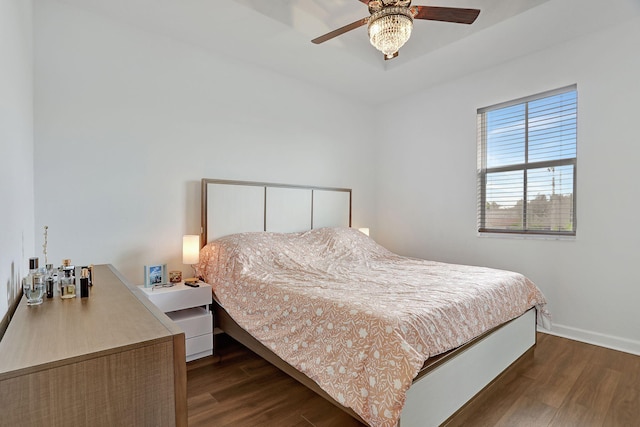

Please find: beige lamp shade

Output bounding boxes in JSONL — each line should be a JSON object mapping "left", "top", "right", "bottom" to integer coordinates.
{"left": 182, "top": 235, "right": 200, "bottom": 265}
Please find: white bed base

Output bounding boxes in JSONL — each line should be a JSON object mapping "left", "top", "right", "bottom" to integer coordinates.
{"left": 401, "top": 308, "right": 536, "bottom": 426}
{"left": 201, "top": 179, "right": 538, "bottom": 427}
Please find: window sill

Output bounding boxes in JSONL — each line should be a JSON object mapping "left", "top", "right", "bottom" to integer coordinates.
{"left": 477, "top": 232, "right": 576, "bottom": 241}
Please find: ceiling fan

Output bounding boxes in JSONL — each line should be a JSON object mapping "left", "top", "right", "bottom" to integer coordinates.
{"left": 312, "top": 0, "right": 480, "bottom": 60}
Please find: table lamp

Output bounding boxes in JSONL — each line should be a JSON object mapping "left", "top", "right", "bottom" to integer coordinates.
{"left": 183, "top": 234, "right": 200, "bottom": 284}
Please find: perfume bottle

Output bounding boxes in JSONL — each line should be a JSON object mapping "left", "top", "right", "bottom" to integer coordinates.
{"left": 60, "top": 259, "right": 76, "bottom": 299}
{"left": 80, "top": 268, "right": 90, "bottom": 298}
{"left": 27, "top": 257, "right": 41, "bottom": 278}
{"left": 45, "top": 263, "right": 56, "bottom": 298}
{"left": 80, "top": 265, "right": 93, "bottom": 287}
{"left": 23, "top": 257, "right": 45, "bottom": 305}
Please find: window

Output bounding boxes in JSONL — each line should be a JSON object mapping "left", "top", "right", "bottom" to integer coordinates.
{"left": 477, "top": 85, "right": 577, "bottom": 235}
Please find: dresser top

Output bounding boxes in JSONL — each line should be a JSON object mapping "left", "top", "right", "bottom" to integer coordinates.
{"left": 0, "top": 264, "right": 182, "bottom": 380}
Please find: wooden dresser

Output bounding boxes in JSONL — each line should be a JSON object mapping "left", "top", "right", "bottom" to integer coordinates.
{"left": 0, "top": 264, "right": 187, "bottom": 427}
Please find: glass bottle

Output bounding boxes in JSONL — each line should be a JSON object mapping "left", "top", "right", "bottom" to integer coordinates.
{"left": 60, "top": 259, "right": 76, "bottom": 299}
{"left": 80, "top": 268, "right": 90, "bottom": 298}
{"left": 23, "top": 257, "right": 45, "bottom": 305}
{"left": 57, "top": 265, "right": 63, "bottom": 296}
{"left": 45, "top": 263, "right": 56, "bottom": 298}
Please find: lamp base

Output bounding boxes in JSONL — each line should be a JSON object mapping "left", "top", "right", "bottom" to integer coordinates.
{"left": 184, "top": 277, "right": 199, "bottom": 285}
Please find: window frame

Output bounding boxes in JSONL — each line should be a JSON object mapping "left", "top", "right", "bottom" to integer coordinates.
{"left": 477, "top": 85, "right": 577, "bottom": 236}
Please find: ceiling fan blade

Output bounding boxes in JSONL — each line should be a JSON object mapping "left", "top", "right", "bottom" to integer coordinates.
{"left": 414, "top": 6, "right": 480, "bottom": 24}
{"left": 311, "top": 17, "right": 369, "bottom": 44}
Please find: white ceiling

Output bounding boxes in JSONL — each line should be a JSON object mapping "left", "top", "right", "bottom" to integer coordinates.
{"left": 55, "top": 0, "right": 640, "bottom": 105}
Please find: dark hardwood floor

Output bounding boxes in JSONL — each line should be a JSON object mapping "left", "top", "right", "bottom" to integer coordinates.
{"left": 187, "top": 334, "right": 363, "bottom": 427}
{"left": 187, "top": 333, "right": 640, "bottom": 426}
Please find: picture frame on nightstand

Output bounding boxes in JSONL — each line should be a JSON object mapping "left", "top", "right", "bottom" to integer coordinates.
{"left": 144, "top": 264, "right": 167, "bottom": 287}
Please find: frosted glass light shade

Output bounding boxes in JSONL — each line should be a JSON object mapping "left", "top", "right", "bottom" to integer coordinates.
{"left": 182, "top": 235, "right": 200, "bottom": 265}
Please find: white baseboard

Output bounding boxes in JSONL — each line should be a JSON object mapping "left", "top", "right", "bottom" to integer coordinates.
{"left": 538, "top": 323, "right": 640, "bottom": 356}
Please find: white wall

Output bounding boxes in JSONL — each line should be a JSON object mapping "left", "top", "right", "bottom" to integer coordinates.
{"left": 33, "top": 1, "right": 640, "bottom": 354}
{"left": 0, "top": 0, "right": 34, "bottom": 323}
{"left": 34, "top": 0, "right": 376, "bottom": 284}
{"left": 375, "top": 17, "right": 640, "bottom": 354}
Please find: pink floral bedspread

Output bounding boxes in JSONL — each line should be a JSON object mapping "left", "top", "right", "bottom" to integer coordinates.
{"left": 196, "top": 227, "right": 547, "bottom": 427}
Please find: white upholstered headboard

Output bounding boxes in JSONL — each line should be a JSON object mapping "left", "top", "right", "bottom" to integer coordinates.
{"left": 200, "top": 179, "right": 352, "bottom": 245}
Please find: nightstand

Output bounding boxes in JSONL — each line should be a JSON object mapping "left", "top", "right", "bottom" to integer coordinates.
{"left": 138, "top": 282, "right": 213, "bottom": 361}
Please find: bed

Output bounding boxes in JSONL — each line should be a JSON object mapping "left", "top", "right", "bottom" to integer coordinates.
{"left": 197, "top": 179, "right": 548, "bottom": 427}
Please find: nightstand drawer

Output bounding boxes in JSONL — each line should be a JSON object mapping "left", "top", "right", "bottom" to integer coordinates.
{"left": 186, "top": 333, "right": 213, "bottom": 358}
{"left": 137, "top": 281, "right": 213, "bottom": 361}
{"left": 167, "top": 308, "right": 212, "bottom": 339}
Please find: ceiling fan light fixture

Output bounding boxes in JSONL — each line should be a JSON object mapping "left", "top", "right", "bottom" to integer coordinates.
{"left": 368, "top": 7, "right": 414, "bottom": 59}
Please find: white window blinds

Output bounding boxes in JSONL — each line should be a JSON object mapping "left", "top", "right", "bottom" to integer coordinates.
{"left": 477, "top": 85, "right": 577, "bottom": 235}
